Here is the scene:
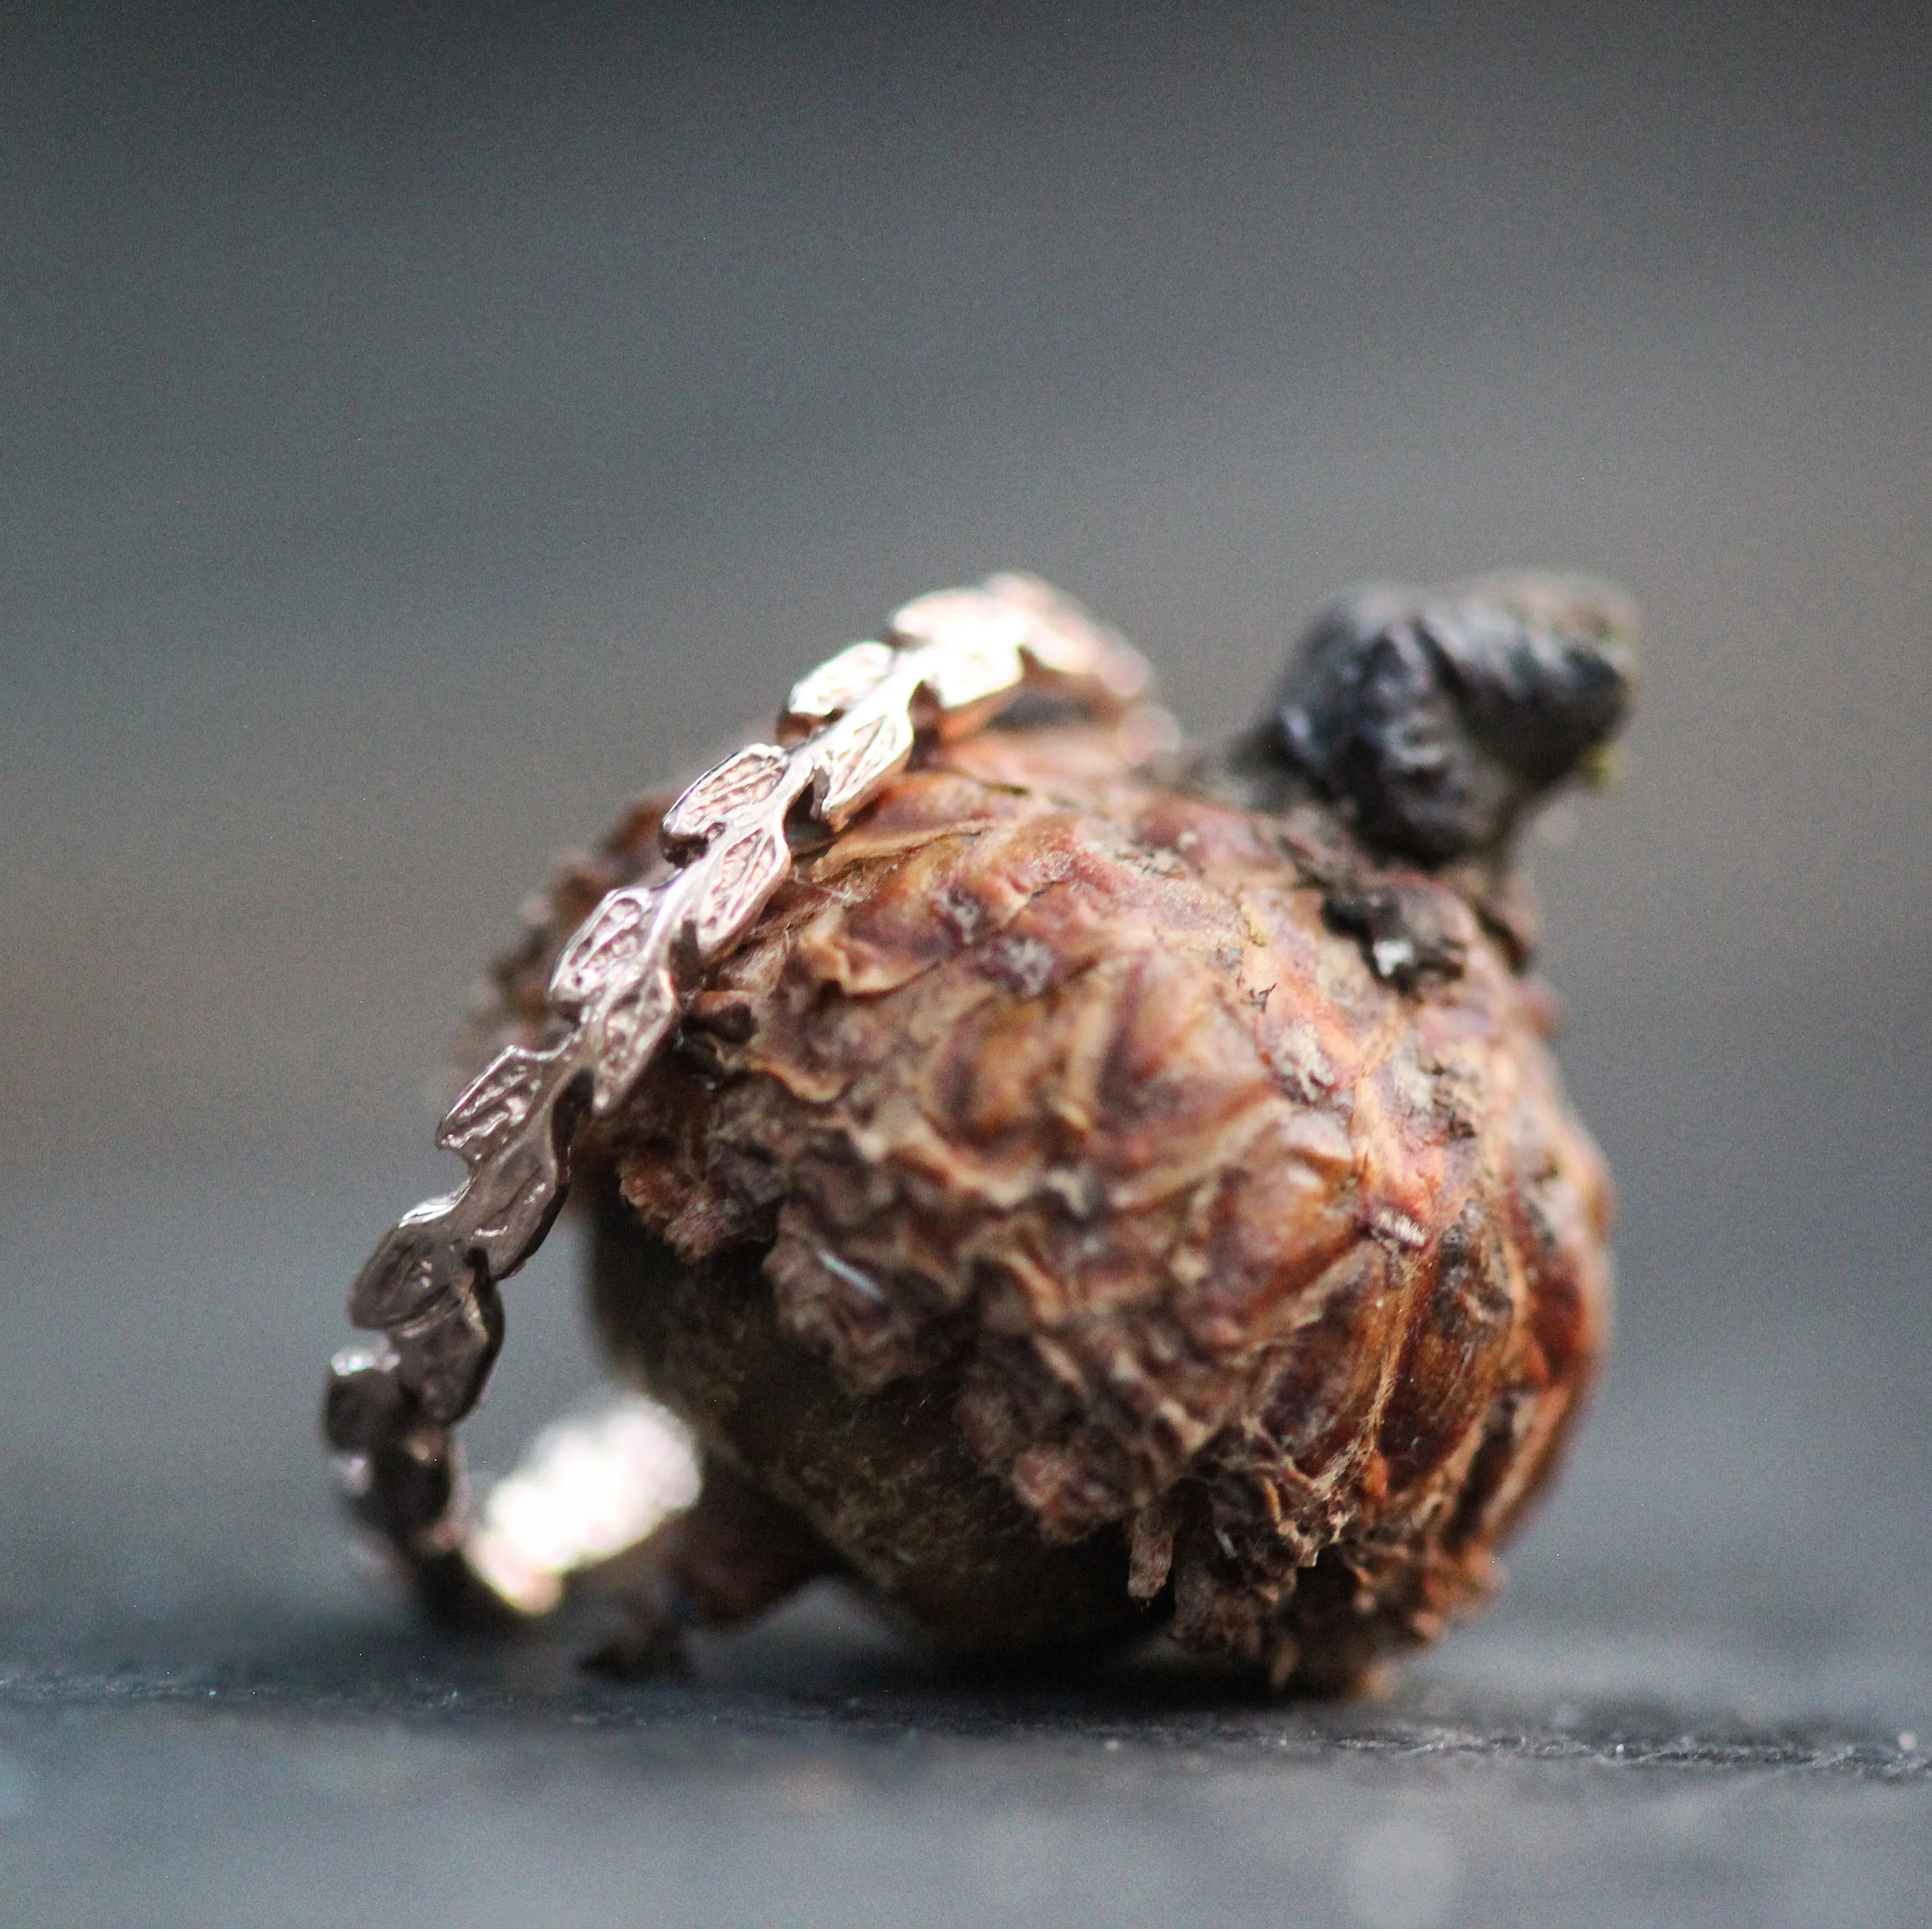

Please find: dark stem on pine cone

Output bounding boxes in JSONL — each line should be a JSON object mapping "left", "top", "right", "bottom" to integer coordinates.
{"left": 1234, "top": 571, "right": 1639, "bottom": 866}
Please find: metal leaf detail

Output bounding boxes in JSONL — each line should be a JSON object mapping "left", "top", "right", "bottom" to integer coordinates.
{"left": 548, "top": 886, "right": 655, "bottom": 1010}
{"left": 783, "top": 639, "right": 895, "bottom": 729}
{"left": 890, "top": 586, "right": 1022, "bottom": 651}
{"left": 660, "top": 743, "right": 792, "bottom": 855}
{"left": 810, "top": 690, "right": 919, "bottom": 827}
{"left": 349, "top": 1232, "right": 453, "bottom": 1330}
{"left": 584, "top": 957, "right": 680, "bottom": 1114}
{"left": 985, "top": 571, "right": 1152, "bottom": 705}
{"left": 686, "top": 813, "right": 794, "bottom": 956}
{"left": 436, "top": 1043, "right": 567, "bottom": 1165}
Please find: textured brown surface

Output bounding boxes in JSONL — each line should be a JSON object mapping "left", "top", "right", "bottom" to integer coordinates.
{"left": 588, "top": 1203, "right": 1151, "bottom": 1662}
{"left": 486, "top": 718, "right": 1611, "bottom": 1689}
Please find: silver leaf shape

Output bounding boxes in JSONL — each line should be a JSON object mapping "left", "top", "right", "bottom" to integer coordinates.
{"left": 660, "top": 743, "right": 794, "bottom": 855}
{"left": 685, "top": 811, "right": 794, "bottom": 957}
{"left": 809, "top": 690, "right": 918, "bottom": 828}
{"left": 548, "top": 884, "right": 658, "bottom": 1010}
{"left": 783, "top": 639, "right": 895, "bottom": 730}
{"left": 436, "top": 1042, "right": 571, "bottom": 1167}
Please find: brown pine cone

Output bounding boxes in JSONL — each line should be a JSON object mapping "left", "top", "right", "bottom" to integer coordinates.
{"left": 476, "top": 573, "right": 1632, "bottom": 1692}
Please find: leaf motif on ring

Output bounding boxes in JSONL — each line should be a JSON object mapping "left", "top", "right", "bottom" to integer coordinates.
{"left": 389, "top": 1272, "right": 504, "bottom": 1426}
{"left": 685, "top": 812, "right": 794, "bottom": 957}
{"left": 810, "top": 695, "right": 917, "bottom": 827}
{"left": 585, "top": 958, "right": 681, "bottom": 1113}
{"left": 914, "top": 630, "right": 1026, "bottom": 715}
{"left": 548, "top": 885, "right": 657, "bottom": 1010}
{"left": 983, "top": 571, "right": 1152, "bottom": 703}
{"left": 783, "top": 640, "right": 895, "bottom": 729}
{"left": 890, "top": 586, "right": 1026, "bottom": 656}
{"left": 350, "top": 1219, "right": 469, "bottom": 1329}
{"left": 660, "top": 743, "right": 794, "bottom": 855}
{"left": 436, "top": 1043, "right": 567, "bottom": 1166}
{"left": 465, "top": 1134, "right": 572, "bottom": 1279}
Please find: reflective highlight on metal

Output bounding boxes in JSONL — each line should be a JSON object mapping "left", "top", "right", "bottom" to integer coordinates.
{"left": 322, "top": 574, "right": 1155, "bottom": 1619}
{"left": 464, "top": 1395, "right": 702, "bottom": 1617}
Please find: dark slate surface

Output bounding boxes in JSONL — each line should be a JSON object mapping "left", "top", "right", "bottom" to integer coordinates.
{"left": 3, "top": 1101, "right": 1930, "bottom": 1928}
{"left": 3, "top": 1635, "right": 1928, "bottom": 1929}
{"left": 6, "top": 4, "right": 1931, "bottom": 1923}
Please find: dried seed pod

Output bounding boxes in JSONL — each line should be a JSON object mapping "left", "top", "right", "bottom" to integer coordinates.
{"left": 405, "top": 572, "right": 1634, "bottom": 1691}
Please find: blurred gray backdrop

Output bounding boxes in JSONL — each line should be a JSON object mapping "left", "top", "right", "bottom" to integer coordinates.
{"left": 2, "top": 3, "right": 1930, "bottom": 1920}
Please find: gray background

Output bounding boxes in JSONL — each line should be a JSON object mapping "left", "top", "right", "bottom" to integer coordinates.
{"left": 2, "top": 4, "right": 1929, "bottom": 1923}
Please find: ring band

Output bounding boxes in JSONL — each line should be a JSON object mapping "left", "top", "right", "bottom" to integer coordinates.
{"left": 322, "top": 576, "right": 1160, "bottom": 1622}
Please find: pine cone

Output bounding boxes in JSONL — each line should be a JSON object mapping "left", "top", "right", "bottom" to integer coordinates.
{"left": 475, "top": 573, "right": 1632, "bottom": 1691}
